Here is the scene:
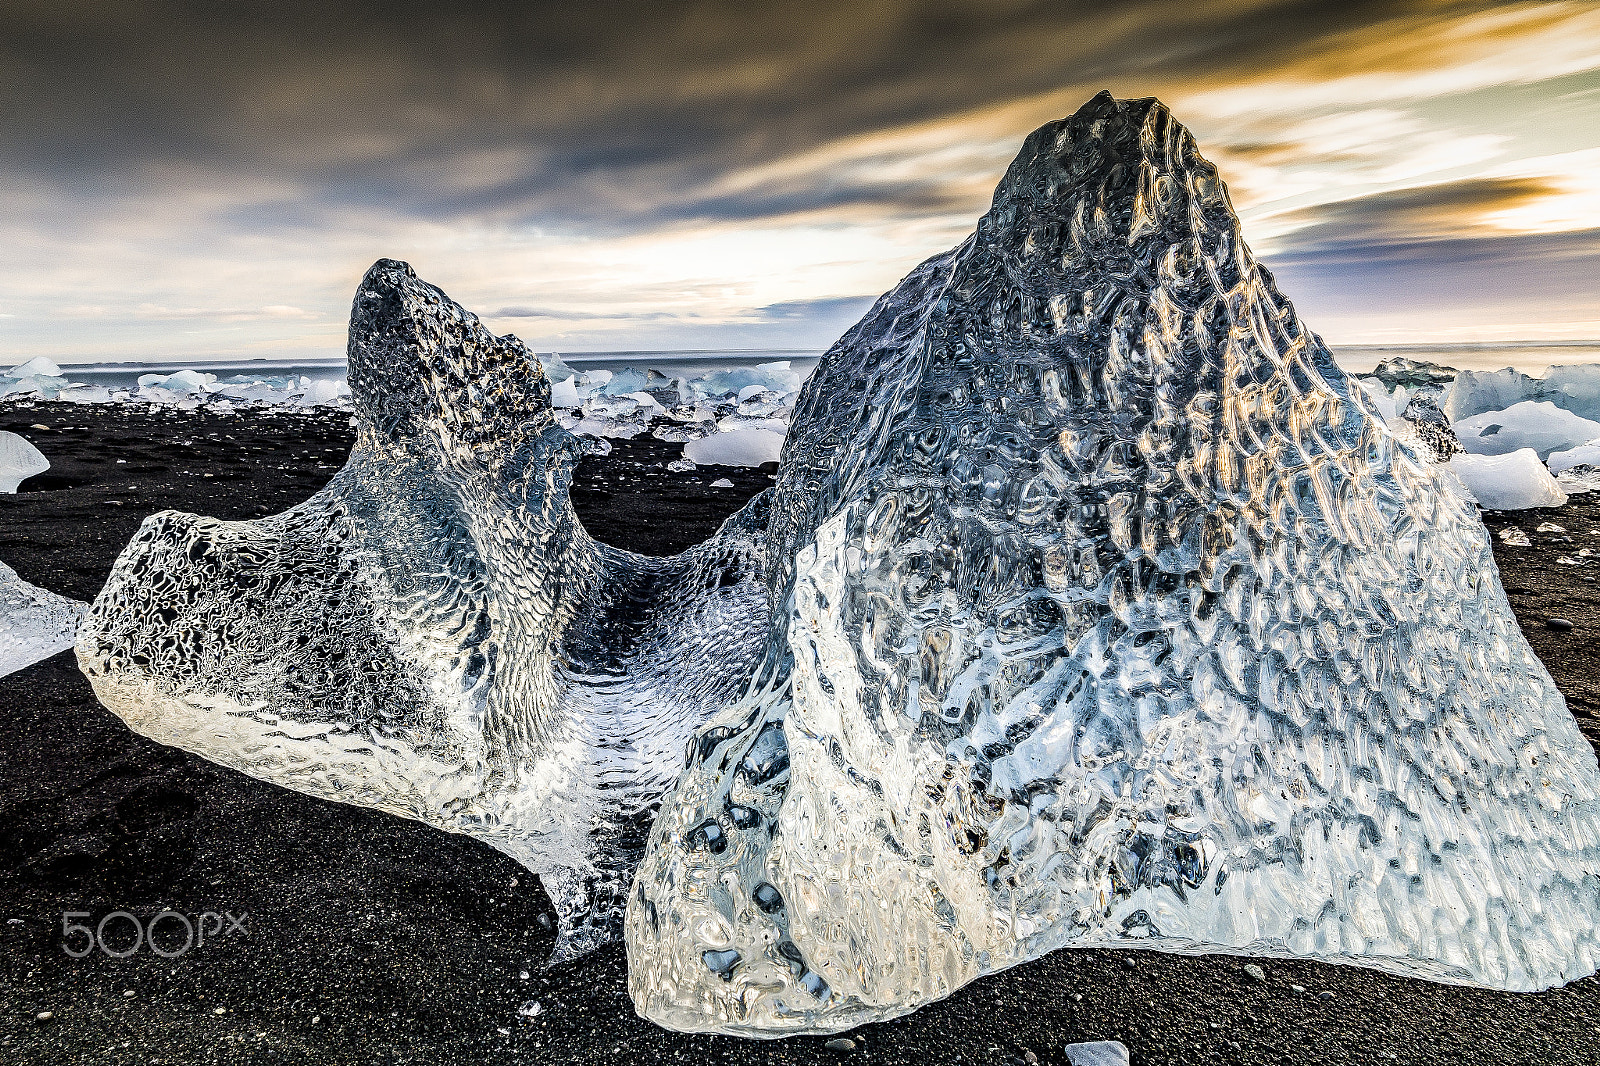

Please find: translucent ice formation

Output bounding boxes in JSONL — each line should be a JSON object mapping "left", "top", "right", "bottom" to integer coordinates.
{"left": 0, "top": 560, "right": 85, "bottom": 677}
{"left": 626, "top": 93, "right": 1600, "bottom": 1036}
{"left": 77, "top": 260, "right": 773, "bottom": 960}
{"left": 0, "top": 431, "right": 50, "bottom": 493}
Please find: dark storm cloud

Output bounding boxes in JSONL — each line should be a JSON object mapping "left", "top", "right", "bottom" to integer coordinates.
{"left": 1266, "top": 177, "right": 1566, "bottom": 251}
{"left": 0, "top": 0, "right": 1443, "bottom": 228}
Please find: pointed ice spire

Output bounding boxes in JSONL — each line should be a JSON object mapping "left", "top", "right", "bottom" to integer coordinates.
{"left": 626, "top": 94, "right": 1600, "bottom": 1035}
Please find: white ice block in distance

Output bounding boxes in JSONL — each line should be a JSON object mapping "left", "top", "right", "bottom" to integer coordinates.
{"left": 0, "top": 431, "right": 49, "bottom": 493}
{"left": 77, "top": 260, "right": 773, "bottom": 964}
{"left": 6, "top": 356, "right": 62, "bottom": 379}
{"left": 683, "top": 427, "right": 784, "bottom": 467}
{"left": 0, "top": 561, "right": 85, "bottom": 677}
{"left": 1548, "top": 438, "right": 1600, "bottom": 474}
{"left": 1450, "top": 449, "right": 1569, "bottom": 510}
{"left": 626, "top": 92, "right": 1600, "bottom": 1037}
{"left": 1445, "top": 363, "right": 1600, "bottom": 424}
{"left": 1454, "top": 401, "right": 1600, "bottom": 460}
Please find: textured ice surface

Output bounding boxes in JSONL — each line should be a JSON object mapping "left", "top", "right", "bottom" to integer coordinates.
{"left": 1450, "top": 450, "right": 1569, "bottom": 510}
{"left": 0, "top": 431, "right": 49, "bottom": 493}
{"left": 0, "top": 561, "right": 85, "bottom": 677}
{"left": 626, "top": 93, "right": 1600, "bottom": 1036}
{"left": 77, "top": 260, "right": 773, "bottom": 960}
{"left": 1454, "top": 401, "right": 1600, "bottom": 460}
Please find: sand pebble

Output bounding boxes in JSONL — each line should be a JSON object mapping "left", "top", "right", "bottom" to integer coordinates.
{"left": 1547, "top": 617, "right": 1575, "bottom": 631}
{"left": 824, "top": 1037, "right": 856, "bottom": 1052}
{"left": 1244, "top": 963, "right": 1266, "bottom": 982}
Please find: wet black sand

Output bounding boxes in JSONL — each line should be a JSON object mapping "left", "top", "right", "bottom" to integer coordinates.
{"left": 1, "top": 401, "right": 1597, "bottom": 1066}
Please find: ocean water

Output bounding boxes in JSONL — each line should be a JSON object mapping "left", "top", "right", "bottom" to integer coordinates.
{"left": 52, "top": 350, "right": 824, "bottom": 390}
{"left": 50, "top": 343, "right": 1599, "bottom": 390}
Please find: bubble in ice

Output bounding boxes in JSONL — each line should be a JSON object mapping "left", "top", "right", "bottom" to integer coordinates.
{"left": 76, "top": 259, "right": 773, "bottom": 961}
{"left": 625, "top": 93, "right": 1600, "bottom": 1036}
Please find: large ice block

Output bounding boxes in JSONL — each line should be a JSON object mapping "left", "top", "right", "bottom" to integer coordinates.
{"left": 76, "top": 260, "right": 773, "bottom": 960}
{"left": 625, "top": 93, "right": 1600, "bottom": 1036}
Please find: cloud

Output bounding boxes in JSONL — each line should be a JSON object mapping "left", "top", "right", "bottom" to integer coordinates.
{"left": 1261, "top": 176, "right": 1567, "bottom": 251}
{"left": 2, "top": 1, "right": 1598, "bottom": 359}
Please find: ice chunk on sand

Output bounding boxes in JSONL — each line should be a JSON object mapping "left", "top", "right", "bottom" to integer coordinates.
{"left": 77, "top": 260, "right": 774, "bottom": 963}
{"left": 0, "top": 431, "right": 49, "bottom": 493}
{"left": 627, "top": 92, "right": 1600, "bottom": 1038}
{"left": 1454, "top": 401, "right": 1600, "bottom": 459}
{"left": 1, "top": 561, "right": 85, "bottom": 677}
{"left": 1450, "top": 450, "right": 1569, "bottom": 509}
{"left": 548, "top": 376, "right": 580, "bottom": 408}
{"left": 1064, "top": 1043, "right": 1130, "bottom": 1066}
{"left": 683, "top": 427, "right": 784, "bottom": 467}
{"left": 1548, "top": 438, "right": 1600, "bottom": 474}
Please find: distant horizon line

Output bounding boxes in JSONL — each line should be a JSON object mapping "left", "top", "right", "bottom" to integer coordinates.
{"left": 29, "top": 338, "right": 1600, "bottom": 372}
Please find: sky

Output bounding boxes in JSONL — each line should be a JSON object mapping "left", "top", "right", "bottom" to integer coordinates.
{"left": 2, "top": 0, "right": 1599, "bottom": 366}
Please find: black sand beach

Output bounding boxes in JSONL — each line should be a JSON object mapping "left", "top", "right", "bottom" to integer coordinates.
{"left": 1, "top": 402, "right": 1597, "bottom": 1066}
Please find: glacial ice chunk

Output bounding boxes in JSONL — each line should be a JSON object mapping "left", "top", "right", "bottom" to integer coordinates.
{"left": 1450, "top": 449, "right": 1569, "bottom": 510}
{"left": 1445, "top": 364, "right": 1600, "bottom": 424}
{"left": 1547, "top": 438, "right": 1600, "bottom": 474}
{"left": 1454, "top": 401, "right": 1600, "bottom": 460}
{"left": 683, "top": 428, "right": 784, "bottom": 468}
{"left": 626, "top": 92, "right": 1600, "bottom": 1037}
{"left": 0, "top": 431, "right": 50, "bottom": 493}
{"left": 6, "top": 357, "right": 63, "bottom": 379}
{"left": 76, "top": 260, "right": 774, "bottom": 961}
{"left": 0, "top": 561, "right": 85, "bottom": 677}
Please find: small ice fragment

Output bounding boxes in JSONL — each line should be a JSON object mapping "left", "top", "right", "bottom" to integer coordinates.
{"left": 1556, "top": 464, "right": 1600, "bottom": 494}
{"left": 1537, "top": 522, "right": 1567, "bottom": 533}
{"left": 549, "top": 377, "right": 580, "bottom": 408}
{"left": 667, "top": 459, "right": 696, "bottom": 473}
{"left": 709, "top": 478, "right": 734, "bottom": 488}
{"left": 0, "top": 431, "right": 49, "bottom": 493}
{"left": 1498, "top": 528, "right": 1531, "bottom": 547}
{"left": 1449, "top": 450, "right": 1568, "bottom": 510}
{"left": 1063, "top": 1041, "right": 1130, "bottom": 1066}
